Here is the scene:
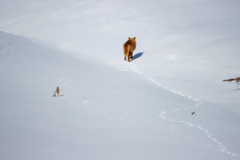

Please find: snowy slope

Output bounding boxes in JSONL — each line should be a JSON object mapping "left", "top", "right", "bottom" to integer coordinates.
{"left": 0, "top": 0, "right": 239, "bottom": 104}
{"left": 1, "top": 0, "right": 240, "bottom": 159}
{"left": 1, "top": 31, "right": 240, "bottom": 160}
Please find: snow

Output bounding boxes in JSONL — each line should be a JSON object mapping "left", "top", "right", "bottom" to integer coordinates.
{"left": 0, "top": 0, "right": 240, "bottom": 159}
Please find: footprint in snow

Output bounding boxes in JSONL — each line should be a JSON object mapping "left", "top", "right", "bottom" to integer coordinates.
{"left": 172, "top": 109, "right": 180, "bottom": 112}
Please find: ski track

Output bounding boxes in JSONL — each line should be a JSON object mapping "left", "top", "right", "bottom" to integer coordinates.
{"left": 126, "top": 58, "right": 239, "bottom": 159}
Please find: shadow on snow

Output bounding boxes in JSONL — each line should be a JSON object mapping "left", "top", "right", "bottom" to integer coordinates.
{"left": 131, "top": 52, "right": 144, "bottom": 62}
{"left": 229, "top": 88, "right": 240, "bottom": 92}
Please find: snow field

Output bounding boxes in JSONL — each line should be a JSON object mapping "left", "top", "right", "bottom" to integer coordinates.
{"left": 1, "top": 0, "right": 240, "bottom": 159}
{"left": 126, "top": 61, "right": 239, "bottom": 158}
{"left": 1, "top": 32, "right": 240, "bottom": 159}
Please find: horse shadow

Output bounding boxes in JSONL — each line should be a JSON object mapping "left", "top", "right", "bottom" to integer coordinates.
{"left": 131, "top": 52, "right": 144, "bottom": 61}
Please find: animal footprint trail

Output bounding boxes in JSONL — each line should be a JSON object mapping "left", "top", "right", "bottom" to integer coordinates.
{"left": 160, "top": 112, "right": 239, "bottom": 157}
{"left": 127, "top": 61, "right": 239, "bottom": 159}
{"left": 127, "top": 63, "right": 201, "bottom": 106}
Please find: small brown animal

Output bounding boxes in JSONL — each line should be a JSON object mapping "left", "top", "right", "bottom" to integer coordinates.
{"left": 53, "top": 87, "right": 60, "bottom": 97}
{"left": 191, "top": 111, "right": 196, "bottom": 115}
{"left": 123, "top": 37, "right": 136, "bottom": 62}
{"left": 222, "top": 77, "right": 240, "bottom": 86}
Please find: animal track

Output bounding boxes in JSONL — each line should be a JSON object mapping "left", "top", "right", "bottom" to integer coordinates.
{"left": 127, "top": 61, "right": 239, "bottom": 159}
{"left": 172, "top": 109, "right": 179, "bottom": 112}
